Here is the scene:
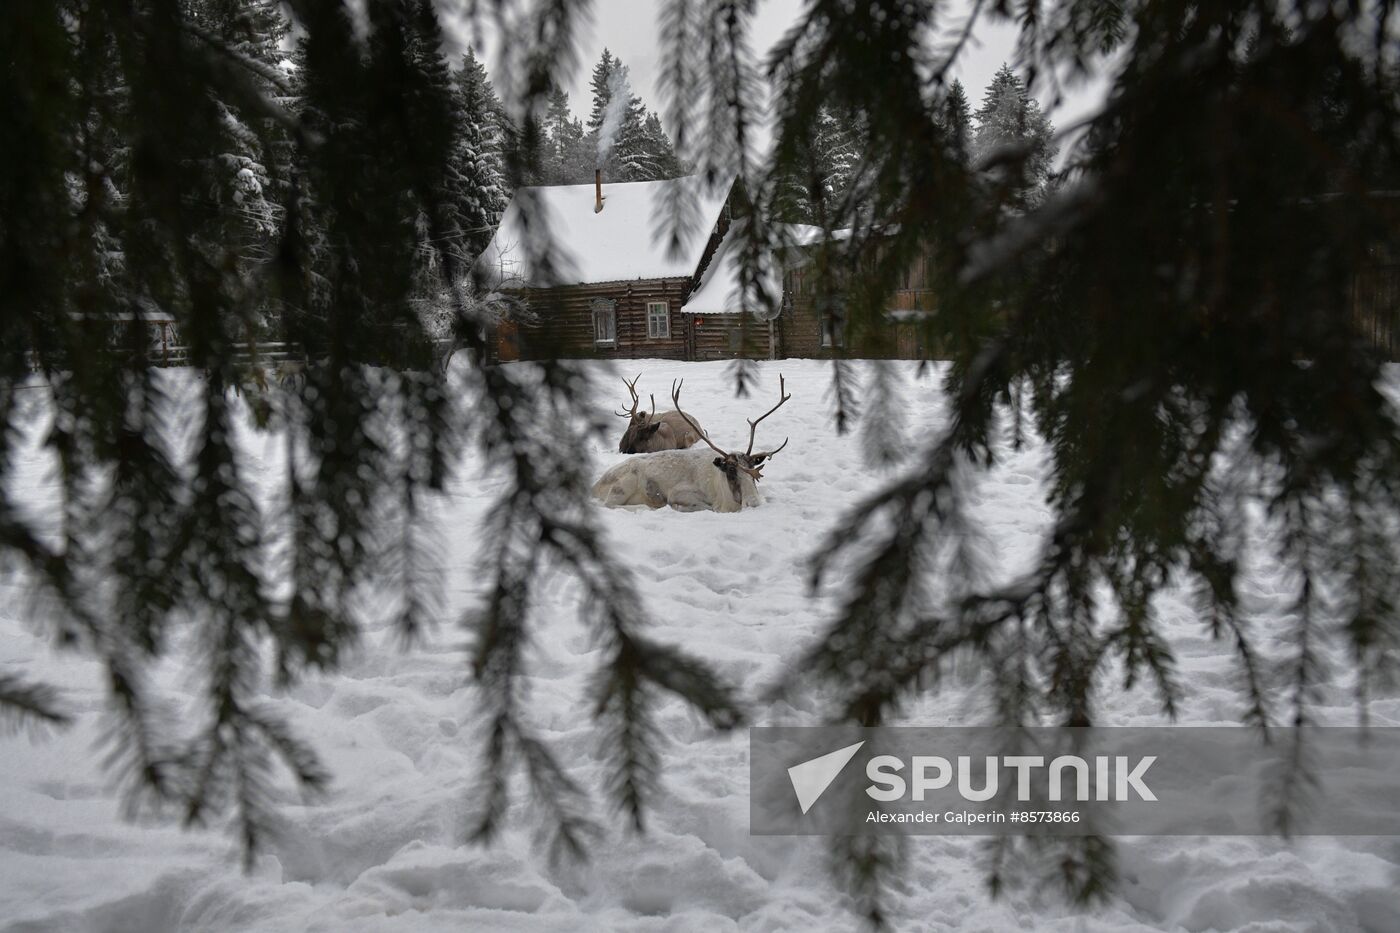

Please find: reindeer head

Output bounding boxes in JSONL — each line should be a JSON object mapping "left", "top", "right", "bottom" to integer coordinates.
{"left": 671, "top": 375, "right": 791, "bottom": 505}
{"left": 616, "top": 373, "right": 661, "bottom": 453}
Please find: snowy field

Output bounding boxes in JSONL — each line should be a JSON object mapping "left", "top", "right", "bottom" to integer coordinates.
{"left": 2, "top": 359, "right": 1399, "bottom": 933}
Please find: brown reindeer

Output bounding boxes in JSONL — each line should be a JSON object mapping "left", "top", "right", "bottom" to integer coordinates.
{"left": 593, "top": 376, "right": 791, "bottom": 512}
{"left": 276, "top": 360, "right": 307, "bottom": 389}
{"left": 233, "top": 360, "right": 305, "bottom": 397}
{"left": 615, "top": 373, "right": 707, "bottom": 453}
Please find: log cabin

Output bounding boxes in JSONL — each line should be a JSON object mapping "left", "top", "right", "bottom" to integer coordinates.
{"left": 678, "top": 217, "right": 786, "bottom": 361}
{"left": 477, "top": 173, "right": 941, "bottom": 362}
{"left": 477, "top": 172, "right": 735, "bottom": 362}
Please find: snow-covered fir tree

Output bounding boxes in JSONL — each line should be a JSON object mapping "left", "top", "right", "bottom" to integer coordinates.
{"left": 185, "top": 0, "right": 290, "bottom": 273}
{"left": 584, "top": 49, "right": 682, "bottom": 183}
{"left": 457, "top": 48, "right": 513, "bottom": 197}
{"left": 557, "top": 116, "right": 589, "bottom": 182}
{"left": 972, "top": 64, "right": 1057, "bottom": 204}
{"left": 401, "top": 0, "right": 478, "bottom": 285}
{"left": 69, "top": 10, "right": 134, "bottom": 303}
{"left": 588, "top": 52, "right": 642, "bottom": 178}
{"left": 640, "top": 111, "right": 683, "bottom": 179}
{"left": 448, "top": 52, "right": 507, "bottom": 260}
{"left": 586, "top": 48, "right": 620, "bottom": 134}
{"left": 607, "top": 89, "right": 659, "bottom": 180}
{"left": 771, "top": 105, "right": 862, "bottom": 224}
{"left": 941, "top": 79, "right": 973, "bottom": 166}
{"left": 543, "top": 85, "right": 574, "bottom": 169}
{"left": 817, "top": 106, "right": 860, "bottom": 204}
{"left": 542, "top": 85, "right": 589, "bottom": 184}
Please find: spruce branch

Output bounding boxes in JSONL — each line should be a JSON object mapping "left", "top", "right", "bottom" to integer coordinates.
{"left": 0, "top": 673, "right": 70, "bottom": 735}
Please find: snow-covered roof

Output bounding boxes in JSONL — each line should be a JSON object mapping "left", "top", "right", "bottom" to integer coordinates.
{"left": 681, "top": 223, "right": 852, "bottom": 319}
{"left": 681, "top": 225, "right": 781, "bottom": 319}
{"left": 477, "top": 175, "right": 732, "bottom": 288}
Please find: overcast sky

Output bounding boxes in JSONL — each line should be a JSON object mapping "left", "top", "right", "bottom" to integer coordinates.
{"left": 444, "top": 1, "right": 1109, "bottom": 155}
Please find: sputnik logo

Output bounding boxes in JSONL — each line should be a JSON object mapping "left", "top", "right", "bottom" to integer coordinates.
{"left": 788, "top": 741, "right": 865, "bottom": 814}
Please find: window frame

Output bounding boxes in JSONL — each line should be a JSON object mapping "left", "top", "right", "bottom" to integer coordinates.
{"left": 646, "top": 300, "right": 670, "bottom": 339}
{"left": 820, "top": 319, "right": 845, "bottom": 349}
{"left": 592, "top": 298, "right": 617, "bottom": 347}
{"left": 817, "top": 295, "right": 846, "bottom": 349}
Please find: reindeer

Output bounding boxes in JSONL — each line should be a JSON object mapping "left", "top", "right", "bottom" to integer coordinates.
{"left": 234, "top": 364, "right": 270, "bottom": 398}
{"left": 614, "top": 373, "right": 707, "bottom": 453}
{"left": 592, "top": 376, "right": 791, "bottom": 512}
{"left": 275, "top": 360, "right": 306, "bottom": 389}
{"left": 232, "top": 360, "right": 305, "bottom": 397}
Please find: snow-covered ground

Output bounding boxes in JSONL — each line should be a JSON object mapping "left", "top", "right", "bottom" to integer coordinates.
{"left": 2, "top": 360, "right": 1398, "bottom": 933}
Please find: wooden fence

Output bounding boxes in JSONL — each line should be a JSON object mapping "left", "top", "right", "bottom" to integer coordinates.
{"left": 72, "top": 317, "right": 449, "bottom": 370}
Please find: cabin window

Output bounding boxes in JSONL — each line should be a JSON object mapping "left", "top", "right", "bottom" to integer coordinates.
{"left": 592, "top": 298, "right": 617, "bottom": 347}
{"left": 818, "top": 295, "right": 846, "bottom": 349}
{"left": 820, "top": 319, "right": 845, "bottom": 349}
{"left": 646, "top": 301, "right": 670, "bottom": 339}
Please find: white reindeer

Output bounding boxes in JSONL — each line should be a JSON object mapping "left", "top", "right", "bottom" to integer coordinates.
{"left": 592, "top": 376, "right": 790, "bottom": 512}
{"left": 614, "top": 373, "right": 707, "bottom": 454}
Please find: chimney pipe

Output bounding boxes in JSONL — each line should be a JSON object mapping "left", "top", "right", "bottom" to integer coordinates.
{"left": 594, "top": 169, "right": 604, "bottom": 213}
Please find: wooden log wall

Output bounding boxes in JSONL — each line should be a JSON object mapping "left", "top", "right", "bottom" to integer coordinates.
{"left": 779, "top": 265, "right": 938, "bottom": 360}
{"left": 495, "top": 201, "right": 733, "bottom": 363}
{"left": 489, "top": 211, "right": 957, "bottom": 362}
{"left": 510, "top": 277, "right": 695, "bottom": 361}
{"left": 688, "top": 313, "right": 775, "bottom": 360}
{"left": 1354, "top": 262, "right": 1400, "bottom": 359}
{"left": 778, "top": 286, "right": 825, "bottom": 358}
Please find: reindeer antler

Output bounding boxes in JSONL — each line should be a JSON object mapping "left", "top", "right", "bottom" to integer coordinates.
{"left": 746, "top": 374, "right": 791, "bottom": 458}
{"left": 750, "top": 437, "right": 789, "bottom": 462}
{"left": 671, "top": 379, "right": 729, "bottom": 457}
{"left": 615, "top": 373, "right": 643, "bottom": 418}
